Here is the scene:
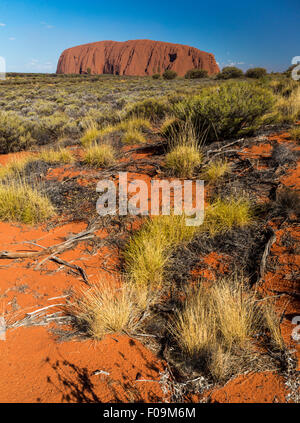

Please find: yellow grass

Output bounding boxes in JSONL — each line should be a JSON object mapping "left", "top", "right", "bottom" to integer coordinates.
{"left": 0, "top": 180, "right": 55, "bottom": 224}
{"left": 205, "top": 196, "right": 253, "bottom": 234}
{"left": 0, "top": 154, "right": 37, "bottom": 179}
{"left": 203, "top": 159, "right": 232, "bottom": 181}
{"left": 80, "top": 126, "right": 101, "bottom": 147}
{"left": 165, "top": 144, "right": 202, "bottom": 178}
{"left": 170, "top": 275, "right": 284, "bottom": 380}
{"left": 83, "top": 143, "right": 116, "bottom": 167}
{"left": 67, "top": 282, "right": 150, "bottom": 340}
{"left": 275, "top": 86, "right": 300, "bottom": 123}
{"left": 124, "top": 214, "right": 200, "bottom": 288}
{"left": 122, "top": 128, "right": 146, "bottom": 144}
{"left": 38, "top": 147, "right": 74, "bottom": 164}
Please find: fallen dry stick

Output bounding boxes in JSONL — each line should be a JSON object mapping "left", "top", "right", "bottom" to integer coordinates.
{"left": 0, "top": 224, "right": 98, "bottom": 285}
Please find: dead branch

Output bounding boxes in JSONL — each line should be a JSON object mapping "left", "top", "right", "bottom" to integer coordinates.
{"left": 259, "top": 229, "right": 277, "bottom": 279}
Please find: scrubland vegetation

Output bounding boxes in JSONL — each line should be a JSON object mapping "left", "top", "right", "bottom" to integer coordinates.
{"left": 1, "top": 69, "right": 298, "bottom": 389}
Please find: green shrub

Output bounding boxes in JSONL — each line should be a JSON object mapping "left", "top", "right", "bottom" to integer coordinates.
{"left": 162, "top": 70, "right": 177, "bottom": 80}
{"left": 245, "top": 67, "right": 267, "bottom": 79}
{"left": 172, "top": 81, "right": 275, "bottom": 141}
{"left": 216, "top": 66, "right": 243, "bottom": 79}
{"left": 0, "top": 112, "right": 33, "bottom": 154}
{"left": 152, "top": 73, "right": 161, "bottom": 79}
{"left": 185, "top": 69, "right": 208, "bottom": 79}
{"left": 125, "top": 98, "right": 171, "bottom": 121}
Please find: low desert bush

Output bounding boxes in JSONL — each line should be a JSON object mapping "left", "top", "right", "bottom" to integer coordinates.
{"left": 165, "top": 144, "right": 202, "bottom": 178}
{"left": 162, "top": 70, "right": 177, "bottom": 80}
{"left": 83, "top": 143, "right": 116, "bottom": 167}
{"left": 0, "top": 180, "right": 55, "bottom": 224}
{"left": 0, "top": 111, "right": 33, "bottom": 154}
{"left": 185, "top": 69, "right": 208, "bottom": 79}
{"left": 125, "top": 98, "right": 171, "bottom": 121}
{"left": 172, "top": 81, "right": 275, "bottom": 141}
{"left": 245, "top": 67, "right": 267, "bottom": 79}
{"left": 216, "top": 66, "right": 243, "bottom": 79}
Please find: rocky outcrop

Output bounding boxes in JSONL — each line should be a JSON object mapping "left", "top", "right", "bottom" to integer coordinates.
{"left": 56, "top": 39, "right": 219, "bottom": 76}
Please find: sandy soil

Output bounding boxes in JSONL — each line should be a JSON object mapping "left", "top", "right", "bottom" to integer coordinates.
{"left": 0, "top": 130, "right": 299, "bottom": 403}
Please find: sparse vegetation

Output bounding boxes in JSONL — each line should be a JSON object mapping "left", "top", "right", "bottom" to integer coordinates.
{"left": 171, "top": 81, "right": 275, "bottom": 141}
{"left": 83, "top": 143, "right": 116, "bottom": 167}
{"left": 67, "top": 282, "right": 149, "bottom": 340}
{"left": 122, "top": 128, "right": 146, "bottom": 144}
{"left": 0, "top": 180, "right": 55, "bottom": 224}
{"left": 170, "top": 275, "right": 285, "bottom": 381}
{"left": 203, "top": 159, "right": 231, "bottom": 182}
{"left": 39, "top": 147, "right": 74, "bottom": 164}
{"left": 165, "top": 144, "right": 202, "bottom": 177}
{"left": 290, "top": 126, "right": 300, "bottom": 141}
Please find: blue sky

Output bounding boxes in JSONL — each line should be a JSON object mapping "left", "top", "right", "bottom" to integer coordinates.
{"left": 0, "top": 0, "right": 299, "bottom": 73}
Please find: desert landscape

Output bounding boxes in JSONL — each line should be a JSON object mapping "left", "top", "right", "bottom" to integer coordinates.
{"left": 0, "top": 50, "right": 299, "bottom": 404}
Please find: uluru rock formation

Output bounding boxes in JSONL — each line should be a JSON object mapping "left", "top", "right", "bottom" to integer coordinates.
{"left": 56, "top": 39, "right": 219, "bottom": 76}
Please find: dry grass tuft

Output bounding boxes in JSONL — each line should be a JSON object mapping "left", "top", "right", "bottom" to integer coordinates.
{"left": 170, "top": 275, "right": 285, "bottom": 381}
{"left": 122, "top": 128, "right": 146, "bottom": 144}
{"left": 203, "top": 159, "right": 231, "bottom": 182}
{"left": 289, "top": 126, "right": 300, "bottom": 142}
{"left": 124, "top": 214, "right": 200, "bottom": 288}
{"left": 165, "top": 144, "right": 202, "bottom": 178}
{"left": 66, "top": 281, "right": 153, "bottom": 340}
{"left": 80, "top": 125, "right": 101, "bottom": 147}
{"left": 38, "top": 147, "right": 74, "bottom": 164}
{"left": 0, "top": 154, "right": 37, "bottom": 179}
{"left": 83, "top": 143, "right": 116, "bottom": 167}
{"left": 0, "top": 180, "right": 55, "bottom": 224}
{"left": 205, "top": 196, "right": 253, "bottom": 234}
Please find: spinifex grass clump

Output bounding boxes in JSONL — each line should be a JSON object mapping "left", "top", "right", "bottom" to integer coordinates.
{"left": 124, "top": 214, "right": 199, "bottom": 288}
{"left": 165, "top": 144, "right": 202, "bottom": 178}
{"left": 205, "top": 196, "right": 253, "bottom": 234}
{"left": 122, "top": 128, "right": 146, "bottom": 144}
{"left": 66, "top": 282, "right": 152, "bottom": 340}
{"left": 203, "top": 159, "right": 232, "bottom": 182}
{"left": 170, "top": 276, "right": 285, "bottom": 381}
{"left": 83, "top": 143, "right": 116, "bottom": 167}
{"left": 38, "top": 147, "right": 74, "bottom": 164}
{"left": 124, "top": 197, "right": 253, "bottom": 288}
{"left": 0, "top": 180, "right": 55, "bottom": 224}
{"left": 0, "top": 154, "right": 37, "bottom": 180}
